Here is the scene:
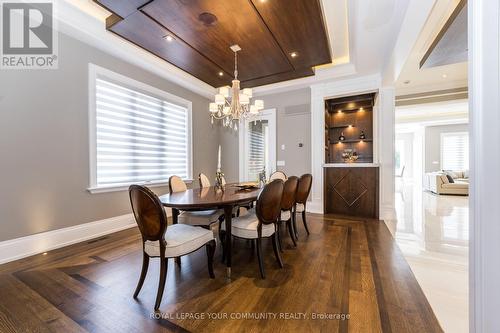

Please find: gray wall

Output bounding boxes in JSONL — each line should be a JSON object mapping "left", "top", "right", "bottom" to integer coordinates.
{"left": 424, "top": 123, "right": 469, "bottom": 172}
{"left": 0, "top": 32, "right": 217, "bottom": 241}
{"left": 219, "top": 88, "right": 311, "bottom": 182}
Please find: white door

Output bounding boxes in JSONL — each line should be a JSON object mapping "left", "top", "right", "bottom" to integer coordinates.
{"left": 239, "top": 109, "right": 277, "bottom": 182}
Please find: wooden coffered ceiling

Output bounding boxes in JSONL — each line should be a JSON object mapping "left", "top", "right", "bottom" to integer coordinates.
{"left": 94, "top": 0, "right": 332, "bottom": 88}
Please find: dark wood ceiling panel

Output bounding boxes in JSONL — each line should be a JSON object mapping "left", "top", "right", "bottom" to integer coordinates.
{"left": 251, "top": 0, "right": 331, "bottom": 69}
{"left": 94, "top": 0, "right": 150, "bottom": 18}
{"left": 241, "top": 67, "right": 315, "bottom": 88}
{"left": 93, "top": 0, "right": 332, "bottom": 88}
{"left": 141, "top": 0, "right": 292, "bottom": 81}
{"left": 108, "top": 11, "right": 230, "bottom": 87}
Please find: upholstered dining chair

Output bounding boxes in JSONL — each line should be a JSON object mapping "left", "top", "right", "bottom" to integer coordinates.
{"left": 129, "top": 185, "right": 216, "bottom": 310}
{"left": 169, "top": 175, "right": 222, "bottom": 228}
{"left": 295, "top": 174, "right": 313, "bottom": 236}
{"left": 222, "top": 179, "right": 284, "bottom": 279}
{"left": 198, "top": 173, "right": 211, "bottom": 188}
{"left": 269, "top": 171, "right": 287, "bottom": 181}
{"left": 278, "top": 176, "right": 299, "bottom": 250}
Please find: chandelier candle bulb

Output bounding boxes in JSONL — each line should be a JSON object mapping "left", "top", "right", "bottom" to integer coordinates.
{"left": 240, "top": 93, "right": 250, "bottom": 105}
{"left": 219, "top": 86, "right": 230, "bottom": 98}
{"left": 209, "top": 103, "right": 218, "bottom": 113}
{"left": 242, "top": 88, "right": 253, "bottom": 97}
{"left": 215, "top": 94, "right": 225, "bottom": 105}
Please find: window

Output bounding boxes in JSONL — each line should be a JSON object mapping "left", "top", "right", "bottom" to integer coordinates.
{"left": 441, "top": 132, "right": 469, "bottom": 171}
{"left": 246, "top": 120, "right": 269, "bottom": 181}
{"left": 88, "top": 64, "right": 192, "bottom": 193}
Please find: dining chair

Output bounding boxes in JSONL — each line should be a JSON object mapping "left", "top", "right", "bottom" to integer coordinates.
{"left": 278, "top": 176, "right": 299, "bottom": 250}
{"left": 269, "top": 171, "right": 287, "bottom": 181}
{"left": 129, "top": 185, "right": 216, "bottom": 310}
{"left": 222, "top": 179, "right": 284, "bottom": 279}
{"left": 295, "top": 174, "right": 313, "bottom": 236}
{"left": 199, "top": 173, "right": 211, "bottom": 188}
{"left": 169, "top": 175, "right": 222, "bottom": 228}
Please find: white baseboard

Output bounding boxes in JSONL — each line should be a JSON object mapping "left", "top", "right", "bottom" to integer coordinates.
{"left": 0, "top": 214, "right": 137, "bottom": 265}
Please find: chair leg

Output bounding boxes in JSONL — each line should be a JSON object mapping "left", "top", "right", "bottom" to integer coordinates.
{"left": 174, "top": 257, "right": 181, "bottom": 267}
{"left": 271, "top": 234, "right": 284, "bottom": 268}
{"left": 206, "top": 240, "right": 216, "bottom": 278}
{"left": 154, "top": 257, "right": 168, "bottom": 311}
{"left": 276, "top": 222, "right": 284, "bottom": 252}
{"left": 292, "top": 209, "right": 299, "bottom": 240}
{"left": 133, "top": 252, "right": 149, "bottom": 298}
{"left": 256, "top": 238, "right": 266, "bottom": 279}
{"left": 302, "top": 210, "right": 310, "bottom": 235}
{"left": 287, "top": 219, "right": 297, "bottom": 247}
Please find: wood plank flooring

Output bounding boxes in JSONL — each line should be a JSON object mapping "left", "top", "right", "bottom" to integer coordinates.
{"left": 0, "top": 214, "right": 443, "bottom": 332}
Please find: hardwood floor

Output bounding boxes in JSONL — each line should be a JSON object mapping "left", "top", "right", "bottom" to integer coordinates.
{"left": 0, "top": 214, "right": 442, "bottom": 333}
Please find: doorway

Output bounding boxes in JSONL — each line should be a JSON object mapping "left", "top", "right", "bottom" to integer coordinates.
{"left": 238, "top": 109, "right": 277, "bottom": 182}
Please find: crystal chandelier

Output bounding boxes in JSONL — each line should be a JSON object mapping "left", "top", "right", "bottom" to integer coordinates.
{"left": 209, "top": 45, "right": 264, "bottom": 130}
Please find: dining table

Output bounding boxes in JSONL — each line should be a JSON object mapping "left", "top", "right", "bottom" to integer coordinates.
{"left": 158, "top": 184, "right": 261, "bottom": 279}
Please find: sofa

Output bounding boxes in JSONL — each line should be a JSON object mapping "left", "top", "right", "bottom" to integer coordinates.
{"left": 423, "top": 170, "right": 469, "bottom": 195}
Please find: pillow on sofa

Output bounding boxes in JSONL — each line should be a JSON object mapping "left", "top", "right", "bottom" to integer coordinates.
{"left": 464, "top": 170, "right": 469, "bottom": 179}
{"left": 440, "top": 175, "right": 450, "bottom": 184}
{"left": 444, "top": 170, "right": 460, "bottom": 179}
{"left": 446, "top": 175, "right": 455, "bottom": 183}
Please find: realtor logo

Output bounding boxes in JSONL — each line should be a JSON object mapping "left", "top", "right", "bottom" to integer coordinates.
{"left": 1, "top": 0, "right": 58, "bottom": 69}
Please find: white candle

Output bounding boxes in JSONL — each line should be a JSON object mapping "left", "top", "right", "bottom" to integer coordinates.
{"left": 217, "top": 145, "right": 221, "bottom": 171}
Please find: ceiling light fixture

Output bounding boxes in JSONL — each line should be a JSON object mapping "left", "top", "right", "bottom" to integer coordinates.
{"left": 164, "top": 35, "right": 174, "bottom": 42}
{"left": 442, "top": 74, "right": 448, "bottom": 78}
{"left": 218, "top": 71, "right": 224, "bottom": 76}
{"left": 209, "top": 45, "right": 264, "bottom": 130}
{"left": 290, "top": 51, "right": 298, "bottom": 58}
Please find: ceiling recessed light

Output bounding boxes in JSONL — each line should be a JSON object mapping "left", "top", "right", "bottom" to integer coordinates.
{"left": 403, "top": 80, "right": 410, "bottom": 84}
{"left": 442, "top": 74, "right": 447, "bottom": 78}
{"left": 218, "top": 72, "right": 224, "bottom": 76}
{"left": 164, "top": 35, "right": 174, "bottom": 42}
{"left": 290, "top": 52, "right": 298, "bottom": 58}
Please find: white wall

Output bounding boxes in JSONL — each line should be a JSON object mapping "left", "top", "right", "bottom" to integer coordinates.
{"left": 424, "top": 123, "right": 469, "bottom": 172}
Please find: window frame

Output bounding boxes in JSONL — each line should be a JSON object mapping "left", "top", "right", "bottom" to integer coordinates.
{"left": 87, "top": 63, "right": 193, "bottom": 194}
{"left": 440, "top": 131, "right": 469, "bottom": 171}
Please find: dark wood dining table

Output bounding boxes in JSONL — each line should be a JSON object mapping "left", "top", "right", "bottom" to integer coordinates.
{"left": 158, "top": 184, "right": 261, "bottom": 279}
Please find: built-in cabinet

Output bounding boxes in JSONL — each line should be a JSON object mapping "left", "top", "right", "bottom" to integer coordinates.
{"left": 325, "top": 93, "right": 375, "bottom": 164}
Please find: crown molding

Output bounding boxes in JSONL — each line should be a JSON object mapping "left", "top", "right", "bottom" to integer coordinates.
{"left": 56, "top": 1, "right": 216, "bottom": 99}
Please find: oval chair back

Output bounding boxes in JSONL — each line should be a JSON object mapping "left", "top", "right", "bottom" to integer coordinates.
{"left": 199, "top": 173, "right": 211, "bottom": 188}
{"left": 281, "top": 176, "right": 299, "bottom": 211}
{"left": 296, "top": 174, "right": 313, "bottom": 204}
{"left": 256, "top": 179, "right": 284, "bottom": 225}
{"left": 129, "top": 185, "right": 167, "bottom": 242}
{"left": 169, "top": 175, "right": 187, "bottom": 193}
{"left": 269, "top": 171, "right": 287, "bottom": 181}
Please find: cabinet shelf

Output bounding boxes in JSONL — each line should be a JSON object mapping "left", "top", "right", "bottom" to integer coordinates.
{"left": 332, "top": 139, "right": 373, "bottom": 144}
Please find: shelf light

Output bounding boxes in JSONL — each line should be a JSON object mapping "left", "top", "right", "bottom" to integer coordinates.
{"left": 359, "top": 107, "right": 364, "bottom": 112}
{"left": 337, "top": 109, "right": 342, "bottom": 113}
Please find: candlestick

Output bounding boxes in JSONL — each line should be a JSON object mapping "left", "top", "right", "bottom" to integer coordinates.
{"left": 217, "top": 145, "right": 221, "bottom": 171}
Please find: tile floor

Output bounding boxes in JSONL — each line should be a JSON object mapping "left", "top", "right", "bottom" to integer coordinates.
{"left": 387, "top": 179, "right": 469, "bottom": 333}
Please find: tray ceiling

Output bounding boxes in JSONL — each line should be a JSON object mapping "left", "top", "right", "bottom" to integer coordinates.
{"left": 94, "top": 0, "right": 332, "bottom": 88}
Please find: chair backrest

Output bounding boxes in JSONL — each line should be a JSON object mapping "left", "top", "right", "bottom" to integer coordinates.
{"left": 269, "top": 171, "right": 287, "bottom": 181}
{"left": 221, "top": 175, "right": 227, "bottom": 186}
{"left": 256, "top": 179, "right": 284, "bottom": 225}
{"left": 296, "top": 174, "right": 313, "bottom": 204}
{"left": 281, "top": 176, "right": 299, "bottom": 210}
{"left": 129, "top": 185, "right": 167, "bottom": 242}
{"left": 199, "top": 173, "right": 211, "bottom": 188}
{"left": 169, "top": 175, "right": 187, "bottom": 193}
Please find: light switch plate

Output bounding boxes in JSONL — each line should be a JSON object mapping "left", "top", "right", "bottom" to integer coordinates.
{"left": 277, "top": 160, "right": 285, "bottom": 166}
{"left": 281, "top": 144, "right": 285, "bottom": 150}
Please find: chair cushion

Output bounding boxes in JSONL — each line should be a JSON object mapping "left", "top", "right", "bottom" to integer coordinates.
{"left": 280, "top": 210, "right": 291, "bottom": 221}
{"left": 144, "top": 224, "right": 214, "bottom": 258}
{"left": 442, "top": 182, "right": 469, "bottom": 189}
{"left": 295, "top": 203, "right": 305, "bottom": 213}
{"left": 221, "top": 209, "right": 275, "bottom": 239}
{"left": 178, "top": 209, "right": 222, "bottom": 226}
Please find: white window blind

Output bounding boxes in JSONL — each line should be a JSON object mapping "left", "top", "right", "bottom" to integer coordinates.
{"left": 441, "top": 132, "right": 469, "bottom": 171}
{"left": 89, "top": 66, "right": 192, "bottom": 192}
{"left": 246, "top": 121, "right": 268, "bottom": 181}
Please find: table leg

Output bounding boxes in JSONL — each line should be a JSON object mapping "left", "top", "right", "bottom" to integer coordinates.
{"left": 224, "top": 205, "right": 233, "bottom": 279}
{"left": 172, "top": 208, "right": 181, "bottom": 266}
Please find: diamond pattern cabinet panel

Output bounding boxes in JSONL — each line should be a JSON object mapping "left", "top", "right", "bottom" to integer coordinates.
{"left": 324, "top": 167, "right": 379, "bottom": 218}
